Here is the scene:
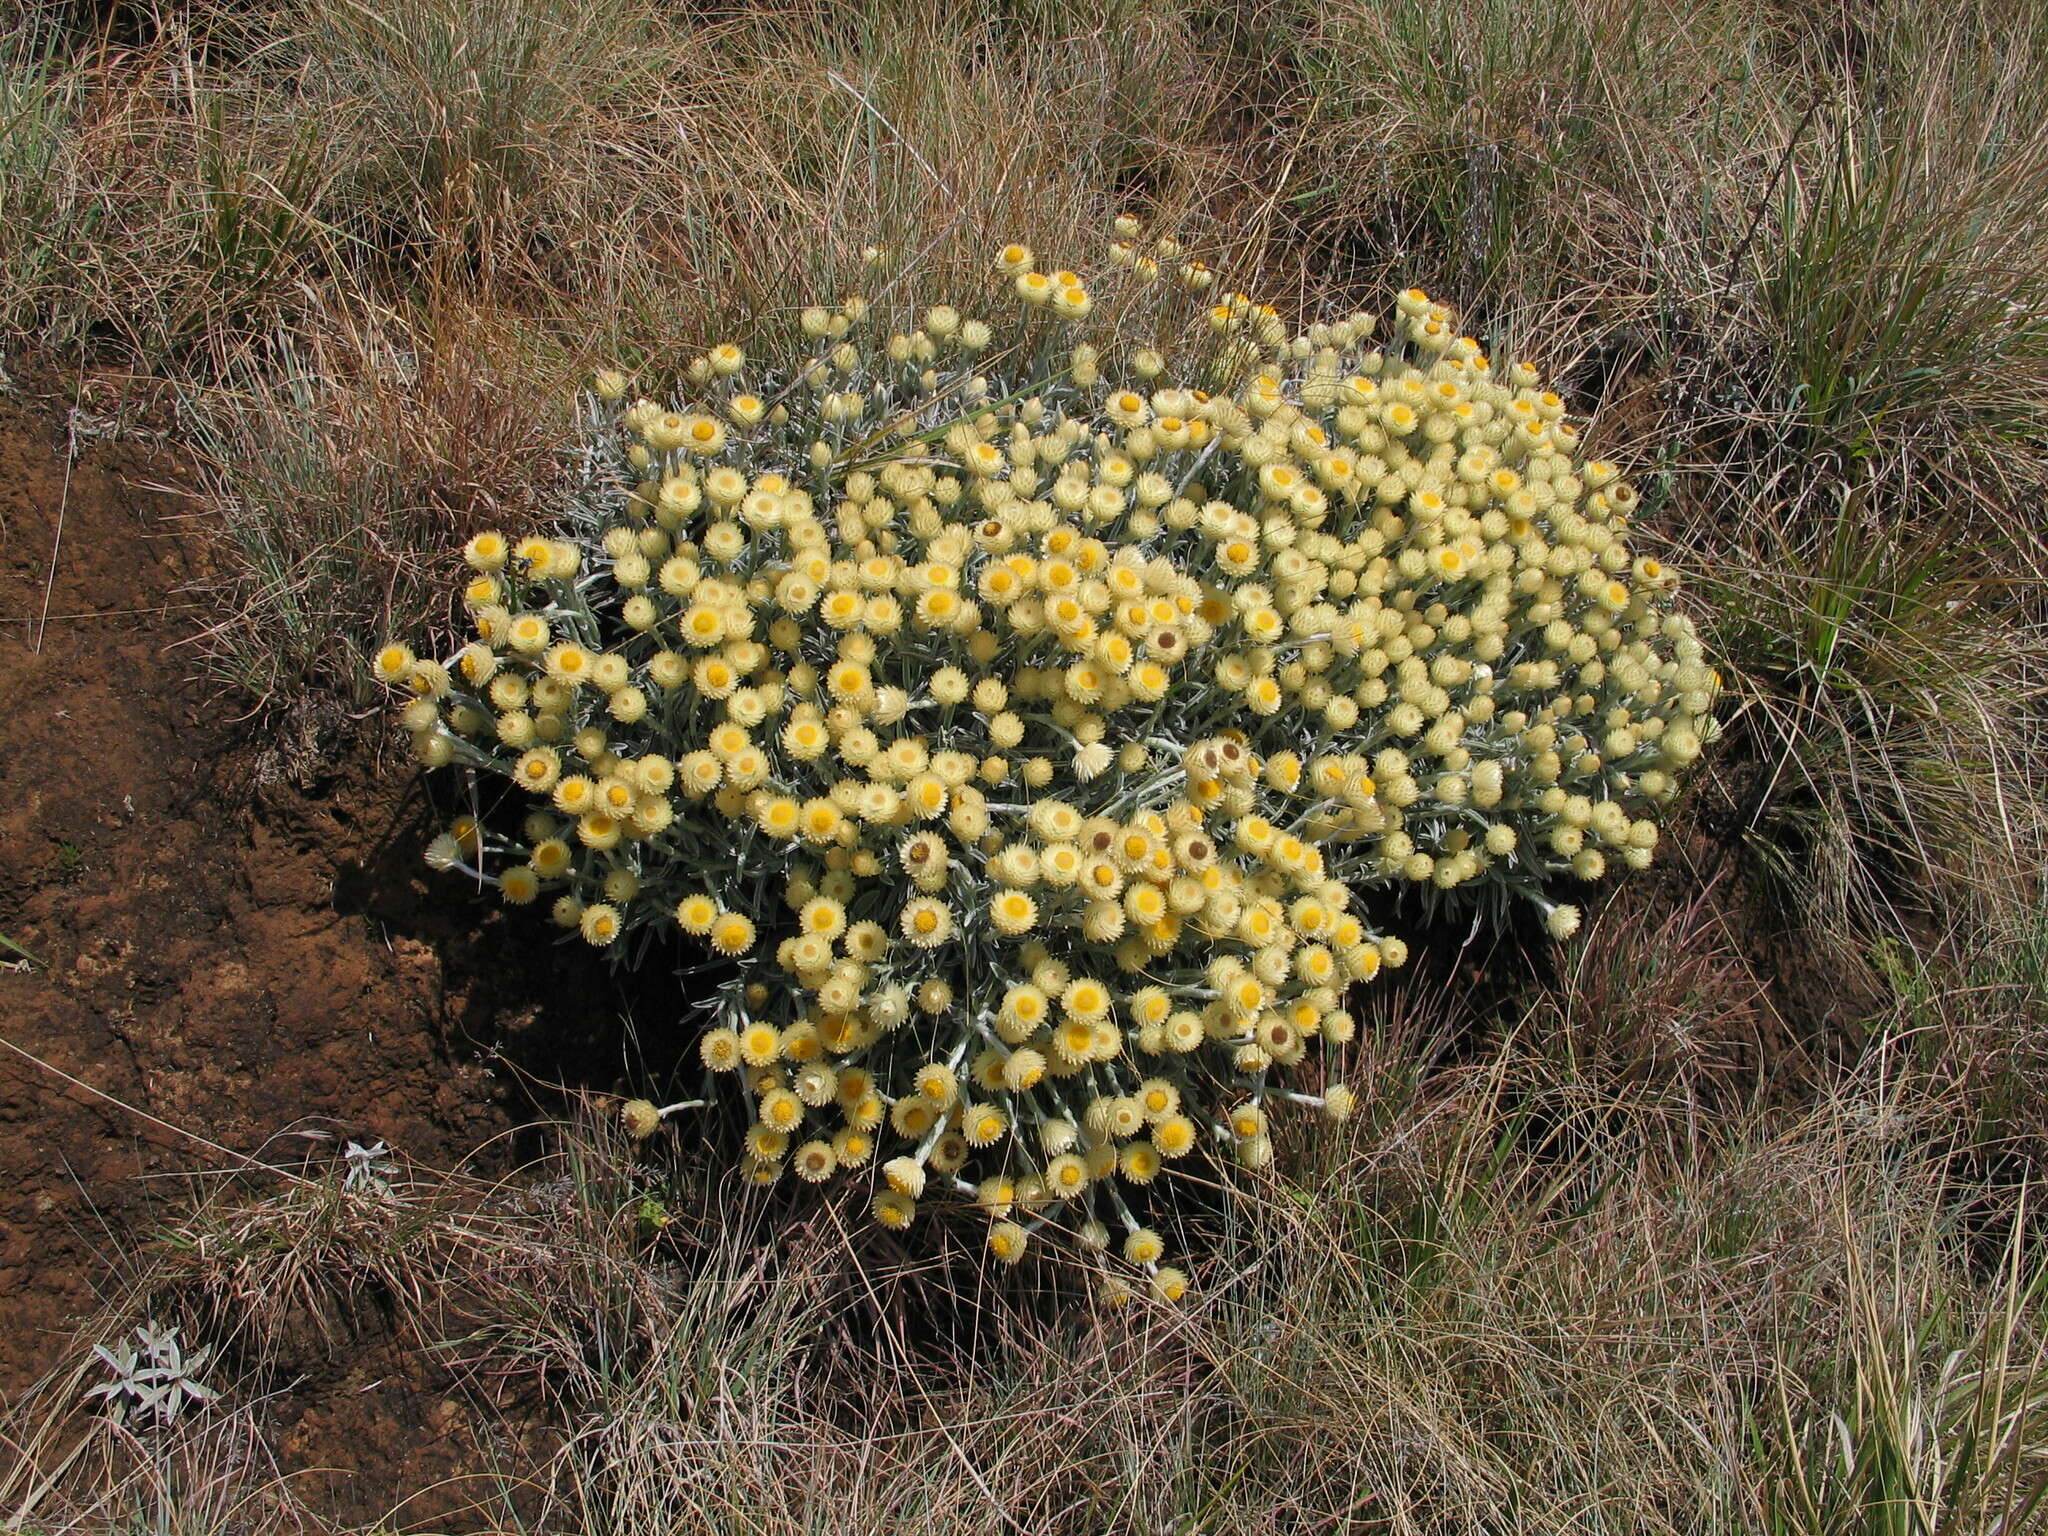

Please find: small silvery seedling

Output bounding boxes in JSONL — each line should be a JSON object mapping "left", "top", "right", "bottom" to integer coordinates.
{"left": 85, "top": 1322, "right": 219, "bottom": 1426}
{"left": 342, "top": 1138, "right": 399, "bottom": 1197}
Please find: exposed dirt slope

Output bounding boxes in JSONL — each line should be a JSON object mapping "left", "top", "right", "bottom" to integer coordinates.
{"left": 0, "top": 384, "right": 634, "bottom": 1513}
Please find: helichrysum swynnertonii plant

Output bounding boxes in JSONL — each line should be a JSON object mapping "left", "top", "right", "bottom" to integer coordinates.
{"left": 377, "top": 226, "right": 1718, "bottom": 1303}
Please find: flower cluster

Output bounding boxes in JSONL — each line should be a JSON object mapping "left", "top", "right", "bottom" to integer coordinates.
{"left": 377, "top": 228, "right": 1717, "bottom": 1303}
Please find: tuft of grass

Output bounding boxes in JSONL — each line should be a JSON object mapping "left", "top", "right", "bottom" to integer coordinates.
{"left": 1292, "top": 0, "right": 1732, "bottom": 312}
{"left": 179, "top": 294, "right": 569, "bottom": 718}
{"left": 1877, "top": 888, "right": 2048, "bottom": 1153}
{"left": 297, "top": 0, "right": 661, "bottom": 273}
{"left": 1687, "top": 488, "right": 2045, "bottom": 961}
{"left": 1758, "top": 1208, "right": 2048, "bottom": 1536}
{"left": 0, "top": 44, "right": 91, "bottom": 339}
{"left": 12, "top": 1046, "right": 2042, "bottom": 1535}
{"left": 1671, "top": 10, "right": 2048, "bottom": 961}
{"left": 1745, "top": 24, "right": 2048, "bottom": 555}
{"left": 1538, "top": 868, "right": 1784, "bottom": 1097}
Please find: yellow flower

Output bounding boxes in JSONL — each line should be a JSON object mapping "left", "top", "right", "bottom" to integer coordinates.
{"left": 898, "top": 897, "right": 953, "bottom": 949}
{"left": 1002, "top": 1048, "right": 1047, "bottom": 1091}
{"left": 1161, "top": 1012, "right": 1203, "bottom": 1053}
{"left": 905, "top": 774, "right": 949, "bottom": 819}
{"left": 999, "top": 983, "right": 1050, "bottom": 1038}
{"left": 504, "top": 613, "right": 550, "bottom": 655}
{"left": 679, "top": 415, "right": 726, "bottom": 456}
{"left": 1044, "top": 1153, "right": 1090, "bottom": 1198}
{"left": 914, "top": 1064, "right": 958, "bottom": 1107}
{"left": 699, "top": 1027, "right": 742, "bottom": 1072}
{"left": 963, "top": 1103, "right": 1008, "bottom": 1147}
{"left": 898, "top": 831, "right": 949, "bottom": 887}
{"left": 1135, "top": 1076, "right": 1179, "bottom": 1119}
{"left": 990, "top": 889, "right": 1039, "bottom": 936}
{"left": 759, "top": 1088, "right": 803, "bottom": 1134}
{"left": 799, "top": 799, "right": 845, "bottom": 845}
{"left": 1153, "top": 1114, "right": 1198, "bottom": 1158}
{"left": 738, "top": 1021, "right": 781, "bottom": 1067}
{"left": 1123, "top": 883, "right": 1167, "bottom": 926}
{"left": 371, "top": 642, "right": 416, "bottom": 684}
{"left": 710, "top": 912, "right": 757, "bottom": 955}
{"left": 883, "top": 1155, "right": 926, "bottom": 1199}
{"left": 799, "top": 897, "right": 847, "bottom": 942}
{"left": 791, "top": 1139, "right": 837, "bottom": 1183}
{"left": 872, "top": 1191, "right": 916, "bottom": 1230}
{"left": 1060, "top": 977, "right": 1111, "bottom": 1021}
{"left": 514, "top": 748, "right": 562, "bottom": 795}
{"left": 526, "top": 838, "right": 571, "bottom": 879}
{"left": 1051, "top": 1018, "right": 1098, "bottom": 1066}
{"left": 752, "top": 796, "right": 800, "bottom": 839}
{"left": 1119, "top": 1142, "right": 1162, "bottom": 1185}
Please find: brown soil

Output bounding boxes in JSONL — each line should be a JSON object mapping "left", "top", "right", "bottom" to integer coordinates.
{"left": 0, "top": 380, "right": 639, "bottom": 1517}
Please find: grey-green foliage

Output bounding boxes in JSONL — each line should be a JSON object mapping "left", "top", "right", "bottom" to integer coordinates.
{"left": 84, "top": 1322, "right": 221, "bottom": 1427}
{"left": 0, "top": 49, "right": 91, "bottom": 334}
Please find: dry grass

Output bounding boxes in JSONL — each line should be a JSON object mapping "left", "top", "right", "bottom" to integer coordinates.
{"left": 178, "top": 292, "right": 572, "bottom": 720}
{"left": 5, "top": 0, "right": 2048, "bottom": 1527}
{"left": 7, "top": 1037, "right": 2044, "bottom": 1534}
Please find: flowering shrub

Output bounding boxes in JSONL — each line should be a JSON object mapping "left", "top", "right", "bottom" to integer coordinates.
{"left": 375, "top": 227, "right": 1717, "bottom": 1302}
